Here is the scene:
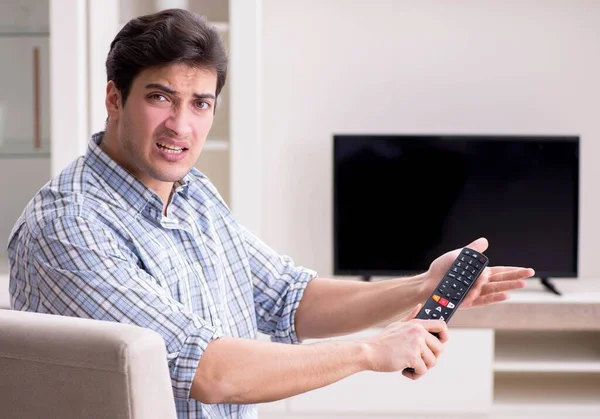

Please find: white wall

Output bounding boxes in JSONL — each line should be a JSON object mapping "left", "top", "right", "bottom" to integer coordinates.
{"left": 260, "top": 0, "right": 600, "bottom": 278}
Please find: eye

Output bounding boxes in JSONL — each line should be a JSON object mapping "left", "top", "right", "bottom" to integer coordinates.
{"left": 148, "top": 93, "right": 168, "bottom": 102}
{"left": 195, "top": 101, "right": 212, "bottom": 110}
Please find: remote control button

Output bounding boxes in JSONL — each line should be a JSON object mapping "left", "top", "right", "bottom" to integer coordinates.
{"left": 431, "top": 312, "right": 440, "bottom": 319}
{"left": 447, "top": 302, "right": 455, "bottom": 309}
{"left": 435, "top": 306, "right": 442, "bottom": 312}
{"left": 432, "top": 294, "right": 441, "bottom": 302}
{"left": 448, "top": 272, "right": 457, "bottom": 279}
{"left": 425, "top": 308, "right": 431, "bottom": 315}
{"left": 451, "top": 283, "right": 458, "bottom": 289}
{"left": 439, "top": 298, "right": 449, "bottom": 307}
{"left": 440, "top": 316, "right": 445, "bottom": 321}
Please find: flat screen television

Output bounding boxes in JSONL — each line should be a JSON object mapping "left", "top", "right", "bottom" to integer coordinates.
{"left": 333, "top": 134, "right": 579, "bottom": 290}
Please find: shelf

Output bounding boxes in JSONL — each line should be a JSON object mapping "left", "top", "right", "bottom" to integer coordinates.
{"left": 209, "top": 21, "right": 228, "bottom": 33}
{"left": 494, "top": 330, "right": 600, "bottom": 372}
{"left": 117, "top": 21, "right": 228, "bottom": 33}
{"left": 203, "top": 139, "right": 229, "bottom": 151}
{"left": 495, "top": 361, "right": 600, "bottom": 373}
{"left": 0, "top": 31, "right": 49, "bottom": 38}
{"left": 0, "top": 140, "right": 50, "bottom": 158}
{"left": 494, "top": 372, "right": 600, "bottom": 408}
{"left": 0, "top": 33, "right": 50, "bottom": 160}
{"left": 493, "top": 403, "right": 600, "bottom": 416}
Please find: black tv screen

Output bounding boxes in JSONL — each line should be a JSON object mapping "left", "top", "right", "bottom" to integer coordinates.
{"left": 333, "top": 134, "right": 579, "bottom": 279}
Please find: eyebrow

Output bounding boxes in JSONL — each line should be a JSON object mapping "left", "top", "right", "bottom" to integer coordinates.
{"left": 145, "top": 83, "right": 216, "bottom": 100}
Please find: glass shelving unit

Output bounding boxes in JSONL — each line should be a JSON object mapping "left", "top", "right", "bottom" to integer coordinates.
{"left": 0, "top": 0, "right": 51, "bottom": 271}
{"left": 0, "top": 0, "right": 50, "bottom": 158}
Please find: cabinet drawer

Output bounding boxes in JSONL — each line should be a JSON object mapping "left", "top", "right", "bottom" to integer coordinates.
{"left": 288, "top": 328, "right": 494, "bottom": 415}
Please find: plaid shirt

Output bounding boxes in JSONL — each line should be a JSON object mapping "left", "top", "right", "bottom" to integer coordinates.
{"left": 8, "top": 132, "right": 317, "bottom": 419}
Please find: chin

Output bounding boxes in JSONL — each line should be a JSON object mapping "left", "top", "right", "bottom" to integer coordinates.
{"left": 149, "top": 166, "right": 192, "bottom": 183}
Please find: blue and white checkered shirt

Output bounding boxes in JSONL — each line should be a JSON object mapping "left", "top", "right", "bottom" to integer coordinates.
{"left": 8, "top": 132, "right": 317, "bottom": 419}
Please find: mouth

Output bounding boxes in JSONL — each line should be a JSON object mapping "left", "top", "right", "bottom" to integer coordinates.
{"left": 156, "top": 141, "right": 188, "bottom": 154}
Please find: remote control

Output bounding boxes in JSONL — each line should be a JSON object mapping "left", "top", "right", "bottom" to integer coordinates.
{"left": 404, "top": 247, "right": 489, "bottom": 373}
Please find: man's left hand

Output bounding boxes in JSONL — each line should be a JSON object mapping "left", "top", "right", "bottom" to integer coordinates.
{"left": 424, "top": 237, "right": 535, "bottom": 309}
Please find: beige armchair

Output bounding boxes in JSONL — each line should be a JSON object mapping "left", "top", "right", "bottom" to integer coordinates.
{"left": 0, "top": 309, "right": 177, "bottom": 419}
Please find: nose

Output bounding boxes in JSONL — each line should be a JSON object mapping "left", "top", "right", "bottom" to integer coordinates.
{"left": 163, "top": 107, "right": 192, "bottom": 137}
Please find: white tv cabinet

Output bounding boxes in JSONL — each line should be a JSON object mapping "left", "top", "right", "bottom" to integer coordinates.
{"left": 259, "top": 278, "right": 600, "bottom": 418}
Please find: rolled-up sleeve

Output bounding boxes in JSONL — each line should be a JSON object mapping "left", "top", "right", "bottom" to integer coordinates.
{"left": 28, "top": 215, "right": 220, "bottom": 401}
{"left": 242, "top": 228, "right": 317, "bottom": 344}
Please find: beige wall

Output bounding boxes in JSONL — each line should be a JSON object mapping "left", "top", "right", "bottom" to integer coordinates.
{"left": 260, "top": 0, "right": 600, "bottom": 278}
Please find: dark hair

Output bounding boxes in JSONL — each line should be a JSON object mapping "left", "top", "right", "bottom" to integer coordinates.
{"left": 106, "top": 8, "right": 228, "bottom": 107}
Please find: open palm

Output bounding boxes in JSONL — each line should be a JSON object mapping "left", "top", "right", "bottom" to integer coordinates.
{"left": 425, "top": 238, "right": 535, "bottom": 308}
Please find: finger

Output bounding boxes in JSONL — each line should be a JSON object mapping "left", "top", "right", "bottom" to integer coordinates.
{"left": 489, "top": 266, "right": 527, "bottom": 273}
{"left": 410, "top": 352, "right": 429, "bottom": 375}
{"left": 416, "top": 319, "right": 448, "bottom": 334}
{"left": 481, "top": 279, "right": 527, "bottom": 294}
{"left": 432, "top": 327, "right": 450, "bottom": 344}
{"left": 402, "top": 369, "right": 417, "bottom": 380}
{"left": 425, "top": 330, "right": 445, "bottom": 357}
{"left": 402, "top": 368, "right": 424, "bottom": 380}
{"left": 464, "top": 237, "right": 488, "bottom": 253}
{"left": 489, "top": 267, "right": 535, "bottom": 280}
{"left": 402, "top": 304, "right": 422, "bottom": 321}
{"left": 473, "top": 292, "right": 510, "bottom": 307}
{"left": 420, "top": 346, "right": 438, "bottom": 370}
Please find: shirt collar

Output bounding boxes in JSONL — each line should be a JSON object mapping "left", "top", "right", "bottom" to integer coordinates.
{"left": 84, "top": 131, "right": 195, "bottom": 215}
{"left": 174, "top": 176, "right": 193, "bottom": 199}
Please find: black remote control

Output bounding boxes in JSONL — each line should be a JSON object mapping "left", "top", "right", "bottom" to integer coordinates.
{"left": 404, "top": 247, "right": 489, "bottom": 373}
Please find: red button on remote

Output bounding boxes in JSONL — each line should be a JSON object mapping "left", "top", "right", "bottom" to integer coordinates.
{"left": 439, "top": 298, "right": 449, "bottom": 307}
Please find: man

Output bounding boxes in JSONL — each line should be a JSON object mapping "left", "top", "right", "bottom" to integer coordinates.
{"left": 7, "top": 8, "right": 534, "bottom": 419}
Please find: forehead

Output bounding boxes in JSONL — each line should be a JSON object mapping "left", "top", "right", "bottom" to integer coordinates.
{"left": 133, "top": 63, "right": 217, "bottom": 93}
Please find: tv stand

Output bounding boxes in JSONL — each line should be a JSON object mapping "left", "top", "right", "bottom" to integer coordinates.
{"left": 540, "top": 277, "right": 562, "bottom": 296}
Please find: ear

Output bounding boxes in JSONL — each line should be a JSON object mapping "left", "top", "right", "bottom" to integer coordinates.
{"left": 105, "top": 81, "right": 122, "bottom": 121}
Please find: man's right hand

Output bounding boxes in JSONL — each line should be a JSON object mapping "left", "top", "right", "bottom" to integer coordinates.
{"left": 360, "top": 304, "right": 449, "bottom": 380}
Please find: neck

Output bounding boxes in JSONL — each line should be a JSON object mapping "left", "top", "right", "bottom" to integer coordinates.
{"left": 101, "top": 125, "right": 174, "bottom": 215}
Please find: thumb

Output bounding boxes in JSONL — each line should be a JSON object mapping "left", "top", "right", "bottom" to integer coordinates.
{"left": 402, "top": 304, "right": 422, "bottom": 321}
{"left": 466, "top": 237, "right": 488, "bottom": 253}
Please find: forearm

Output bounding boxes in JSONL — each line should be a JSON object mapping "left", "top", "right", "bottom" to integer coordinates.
{"left": 191, "top": 337, "right": 369, "bottom": 404}
{"left": 295, "top": 275, "right": 427, "bottom": 340}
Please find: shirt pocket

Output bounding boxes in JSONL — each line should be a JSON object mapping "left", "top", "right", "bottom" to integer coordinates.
{"left": 158, "top": 262, "right": 219, "bottom": 326}
{"left": 158, "top": 263, "right": 196, "bottom": 303}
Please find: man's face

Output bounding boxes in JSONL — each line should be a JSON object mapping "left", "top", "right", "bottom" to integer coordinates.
{"left": 106, "top": 63, "right": 217, "bottom": 191}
